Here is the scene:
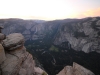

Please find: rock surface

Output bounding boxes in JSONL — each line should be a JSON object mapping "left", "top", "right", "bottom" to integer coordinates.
{"left": 57, "top": 62, "right": 95, "bottom": 75}
{"left": 3, "top": 33, "right": 25, "bottom": 50}
{"left": 0, "top": 33, "right": 47, "bottom": 75}
{"left": 0, "top": 44, "right": 6, "bottom": 64}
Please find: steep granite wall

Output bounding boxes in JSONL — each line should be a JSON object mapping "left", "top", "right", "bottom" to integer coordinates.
{"left": 54, "top": 17, "right": 100, "bottom": 53}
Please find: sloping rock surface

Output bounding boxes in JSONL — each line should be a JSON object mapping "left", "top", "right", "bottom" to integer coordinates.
{"left": 57, "top": 62, "right": 95, "bottom": 75}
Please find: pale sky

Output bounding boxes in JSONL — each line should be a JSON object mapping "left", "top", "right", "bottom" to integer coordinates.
{"left": 0, "top": 0, "right": 100, "bottom": 20}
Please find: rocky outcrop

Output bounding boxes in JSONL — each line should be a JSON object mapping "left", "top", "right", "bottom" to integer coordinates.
{"left": 3, "top": 33, "right": 25, "bottom": 50}
{"left": 57, "top": 62, "right": 95, "bottom": 75}
{"left": 0, "top": 33, "right": 47, "bottom": 75}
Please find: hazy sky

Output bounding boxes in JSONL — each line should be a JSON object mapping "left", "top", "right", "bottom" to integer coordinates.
{"left": 0, "top": 0, "right": 100, "bottom": 20}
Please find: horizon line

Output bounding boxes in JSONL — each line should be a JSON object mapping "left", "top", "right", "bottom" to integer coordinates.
{"left": 0, "top": 16, "right": 99, "bottom": 21}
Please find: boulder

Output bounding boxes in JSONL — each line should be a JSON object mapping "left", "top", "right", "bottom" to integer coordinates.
{"left": 1, "top": 46, "right": 47, "bottom": 75}
{"left": 1, "top": 46, "right": 34, "bottom": 75}
{"left": 73, "top": 62, "right": 95, "bottom": 75}
{"left": 57, "top": 62, "right": 95, "bottom": 75}
{"left": 0, "top": 33, "right": 48, "bottom": 75}
{"left": 3, "top": 33, "right": 24, "bottom": 50}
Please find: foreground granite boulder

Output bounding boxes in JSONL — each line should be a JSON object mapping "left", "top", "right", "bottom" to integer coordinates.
{"left": 0, "top": 33, "right": 48, "bottom": 75}
{"left": 3, "top": 33, "right": 25, "bottom": 50}
{"left": 57, "top": 62, "right": 95, "bottom": 75}
{"left": 1, "top": 46, "right": 47, "bottom": 75}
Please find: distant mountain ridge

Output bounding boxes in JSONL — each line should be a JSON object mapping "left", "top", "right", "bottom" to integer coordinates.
{"left": 0, "top": 17, "right": 100, "bottom": 53}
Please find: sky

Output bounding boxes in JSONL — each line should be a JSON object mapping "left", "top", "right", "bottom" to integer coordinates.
{"left": 0, "top": 0, "right": 100, "bottom": 20}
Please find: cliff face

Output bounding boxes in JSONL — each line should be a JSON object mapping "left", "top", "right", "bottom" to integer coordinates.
{"left": 54, "top": 17, "right": 100, "bottom": 53}
{"left": 0, "top": 19, "right": 78, "bottom": 41}
{"left": 0, "top": 19, "right": 61, "bottom": 40}
{"left": 57, "top": 62, "right": 95, "bottom": 75}
{"left": 0, "top": 33, "right": 47, "bottom": 75}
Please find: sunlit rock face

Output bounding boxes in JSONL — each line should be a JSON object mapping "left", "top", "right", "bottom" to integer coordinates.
{"left": 0, "top": 33, "right": 47, "bottom": 75}
{"left": 57, "top": 62, "right": 95, "bottom": 75}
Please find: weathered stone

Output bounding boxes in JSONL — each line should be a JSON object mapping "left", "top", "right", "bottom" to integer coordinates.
{"left": 0, "top": 32, "right": 48, "bottom": 75}
{"left": 0, "top": 33, "right": 5, "bottom": 40}
{"left": 1, "top": 45, "right": 47, "bottom": 75}
{"left": 3, "top": 33, "right": 25, "bottom": 50}
{"left": 19, "top": 68, "right": 26, "bottom": 75}
{"left": 57, "top": 62, "right": 95, "bottom": 75}
{"left": 34, "top": 67, "right": 47, "bottom": 75}
{"left": 19, "top": 51, "right": 35, "bottom": 75}
{"left": 57, "top": 66, "right": 73, "bottom": 75}
{"left": 1, "top": 46, "right": 26, "bottom": 75}
{"left": 73, "top": 62, "right": 95, "bottom": 75}
{"left": 0, "top": 44, "right": 6, "bottom": 64}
